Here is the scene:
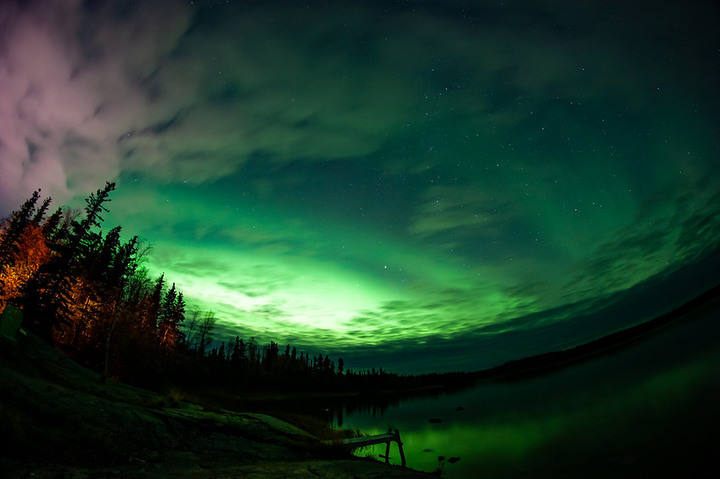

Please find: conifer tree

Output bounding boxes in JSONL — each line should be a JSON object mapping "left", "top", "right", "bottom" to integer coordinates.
{"left": 144, "top": 274, "right": 165, "bottom": 332}
{"left": 159, "top": 283, "right": 183, "bottom": 350}
{"left": 231, "top": 336, "right": 247, "bottom": 365}
{"left": 22, "top": 182, "right": 116, "bottom": 340}
{"left": 0, "top": 190, "right": 41, "bottom": 271}
{"left": 42, "top": 207, "right": 63, "bottom": 241}
{"left": 31, "top": 197, "right": 52, "bottom": 227}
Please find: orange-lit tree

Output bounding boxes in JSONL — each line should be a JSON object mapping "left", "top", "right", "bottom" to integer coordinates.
{"left": 0, "top": 190, "right": 60, "bottom": 313}
{"left": 20, "top": 183, "right": 118, "bottom": 342}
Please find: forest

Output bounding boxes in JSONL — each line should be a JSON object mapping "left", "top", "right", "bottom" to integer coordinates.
{"left": 0, "top": 183, "right": 469, "bottom": 398}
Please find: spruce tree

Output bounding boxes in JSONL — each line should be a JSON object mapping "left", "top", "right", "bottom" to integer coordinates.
{"left": 0, "top": 190, "right": 41, "bottom": 271}
{"left": 22, "top": 182, "right": 116, "bottom": 341}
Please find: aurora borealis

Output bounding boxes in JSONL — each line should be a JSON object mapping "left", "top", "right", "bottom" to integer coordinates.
{"left": 1, "top": 0, "right": 719, "bottom": 372}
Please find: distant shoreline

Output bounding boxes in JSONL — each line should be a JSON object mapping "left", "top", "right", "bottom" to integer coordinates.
{"left": 240, "top": 282, "right": 720, "bottom": 410}
{"left": 473, "top": 282, "right": 720, "bottom": 381}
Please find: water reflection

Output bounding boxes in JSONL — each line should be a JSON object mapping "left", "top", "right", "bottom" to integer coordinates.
{"left": 335, "top": 301, "right": 720, "bottom": 477}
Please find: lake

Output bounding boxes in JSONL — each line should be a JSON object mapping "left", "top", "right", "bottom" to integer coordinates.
{"left": 333, "top": 298, "right": 720, "bottom": 477}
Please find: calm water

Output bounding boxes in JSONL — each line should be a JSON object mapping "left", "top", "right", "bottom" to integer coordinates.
{"left": 333, "top": 300, "right": 720, "bottom": 478}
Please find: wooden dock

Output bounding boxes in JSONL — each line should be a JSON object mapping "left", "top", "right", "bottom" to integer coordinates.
{"left": 327, "top": 428, "right": 406, "bottom": 467}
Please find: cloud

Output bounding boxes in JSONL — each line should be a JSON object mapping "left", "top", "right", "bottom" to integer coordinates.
{"left": 0, "top": 0, "right": 192, "bottom": 211}
{"left": 408, "top": 185, "right": 512, "bottom": 239}
{"left": 559, "top": 176, "right": 720, "bottom": 304}
{"left": 2, "top": 0, "right": 712, "bottom": 212}
{"left": 1, "top": 1, "right": 418, "bottom": 210}
{"left": 1, "top": 0, "right": 719, "bottom": 372}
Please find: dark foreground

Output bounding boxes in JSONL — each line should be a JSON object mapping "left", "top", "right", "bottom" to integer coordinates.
{"left": 0, "top": 333, "right": 431, "bottom": 478}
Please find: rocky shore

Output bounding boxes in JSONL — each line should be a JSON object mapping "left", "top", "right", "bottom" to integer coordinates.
{"left": 0, "top": 334, "right": 431, "bottom": 478}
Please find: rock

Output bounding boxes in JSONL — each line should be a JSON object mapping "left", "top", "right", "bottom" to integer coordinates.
{"left": 0, "top": 333, "right": 435, "bottom": 478}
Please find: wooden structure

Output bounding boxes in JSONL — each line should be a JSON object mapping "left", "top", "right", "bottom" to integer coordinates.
{"left": 329, "top": 428, "right": 406, "bottom": 467}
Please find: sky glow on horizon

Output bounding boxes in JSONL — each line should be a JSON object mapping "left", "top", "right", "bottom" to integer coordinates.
{"left": 1, "top": 0, "right": 719, "bottom": 372}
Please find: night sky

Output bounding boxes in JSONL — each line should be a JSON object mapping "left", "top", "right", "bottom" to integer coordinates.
{"left": 1, "top": 0, "right": 719, "bottom": 373}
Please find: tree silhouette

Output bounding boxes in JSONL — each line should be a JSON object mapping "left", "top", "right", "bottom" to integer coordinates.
{"left": 231, "top": 336, "right": 247, "bottom": 365}
{"left": 158, "top": 284, "right": 185, "bottom": 350}
{"left": 1, "top": 182, "right": 404, "bottom": 395}
{"left": 22, "top": 182, "right": 116, "bottom": 340}
{"left": 0, "top": 190, "right": 41, "bottom": 273}
{"left": 195, "top": 311, "right": 216, "bottom": 355}
{"left": 0, "top": 190, "right": 53, "bottom": 310}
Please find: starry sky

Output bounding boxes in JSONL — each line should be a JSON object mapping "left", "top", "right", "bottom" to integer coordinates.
{"left": 1, "top": 0, "right": 719, "bottom": 373}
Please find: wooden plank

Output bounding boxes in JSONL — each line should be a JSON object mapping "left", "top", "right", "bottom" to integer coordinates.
{"left": 339, "top": 433, "right": 396, "bottom": 446}
{"left": 327, "top": 429, "right": 406, "bottom": 467}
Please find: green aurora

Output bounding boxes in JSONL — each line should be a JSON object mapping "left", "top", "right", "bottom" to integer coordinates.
{"left": 1, "top": 0, "right": 719, "bottom": 372}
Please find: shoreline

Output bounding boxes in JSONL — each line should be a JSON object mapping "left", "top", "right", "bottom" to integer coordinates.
{"left": 0, "top": 333, "right": 433, "bottom": 478}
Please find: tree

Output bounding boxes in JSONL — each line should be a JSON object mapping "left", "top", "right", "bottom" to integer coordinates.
{"left": 2, "top": 182, "right": 367, "bottom": 394}
{"left": 22, "top": 182, "right": 116, "bottom": 341}
{"left": 158, "top": 284, "right": 185, "bottom": 350}
{"left": 100, "top": 231, "right": 141, "bottom": 378}
{"left": 0, "top": 190, "right": 41, "bottom": 271}
{"left": 65, "top": 182, "right": 116, "bottom": 259}
{"left": 0, "top": 223, "right": 52, "bottom": 311}
{"left": 263, "top": 341, "right": 279, "bottom": 371}
{"left": 0, "top": 190, "right": 48, "bottom": 310}
{"left": 183, "top": 309, "right": 200, "bottom": 349}
{"left": 144, "top": 274, "right": 165, "bottom": 332}
{"left": 231, "top": 336, "right": 247, "bottom": 365}
{"left": 247, "top": 337, "right": 258, "bottom": 369}
{"left": 196, "top": 311, "right": 216, "bottom": 356}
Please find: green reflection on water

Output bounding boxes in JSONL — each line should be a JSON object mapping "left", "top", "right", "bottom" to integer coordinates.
{"left": 342, "top": 306, "right": 720, "bottom": 478}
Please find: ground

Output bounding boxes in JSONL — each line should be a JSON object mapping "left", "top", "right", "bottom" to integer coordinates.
{"left": 0, "top": 333, "right": 431, "bottom": 478}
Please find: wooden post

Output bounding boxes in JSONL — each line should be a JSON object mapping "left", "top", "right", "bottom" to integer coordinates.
{"left": 329, "top": 428, "right": 407, "bottom": 468}
{"left": 395, "top": 429, "right": 406, "bottom": 467}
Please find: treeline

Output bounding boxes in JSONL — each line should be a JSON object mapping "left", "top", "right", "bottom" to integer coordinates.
{"left": 171, "top": 334, "right": 348, "bottom": 391}
{"left": 0, "top": 183, "right": 409, "bottom": 393}
{"left": 172, "top": 331, "right": 481, "bottom": 398}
